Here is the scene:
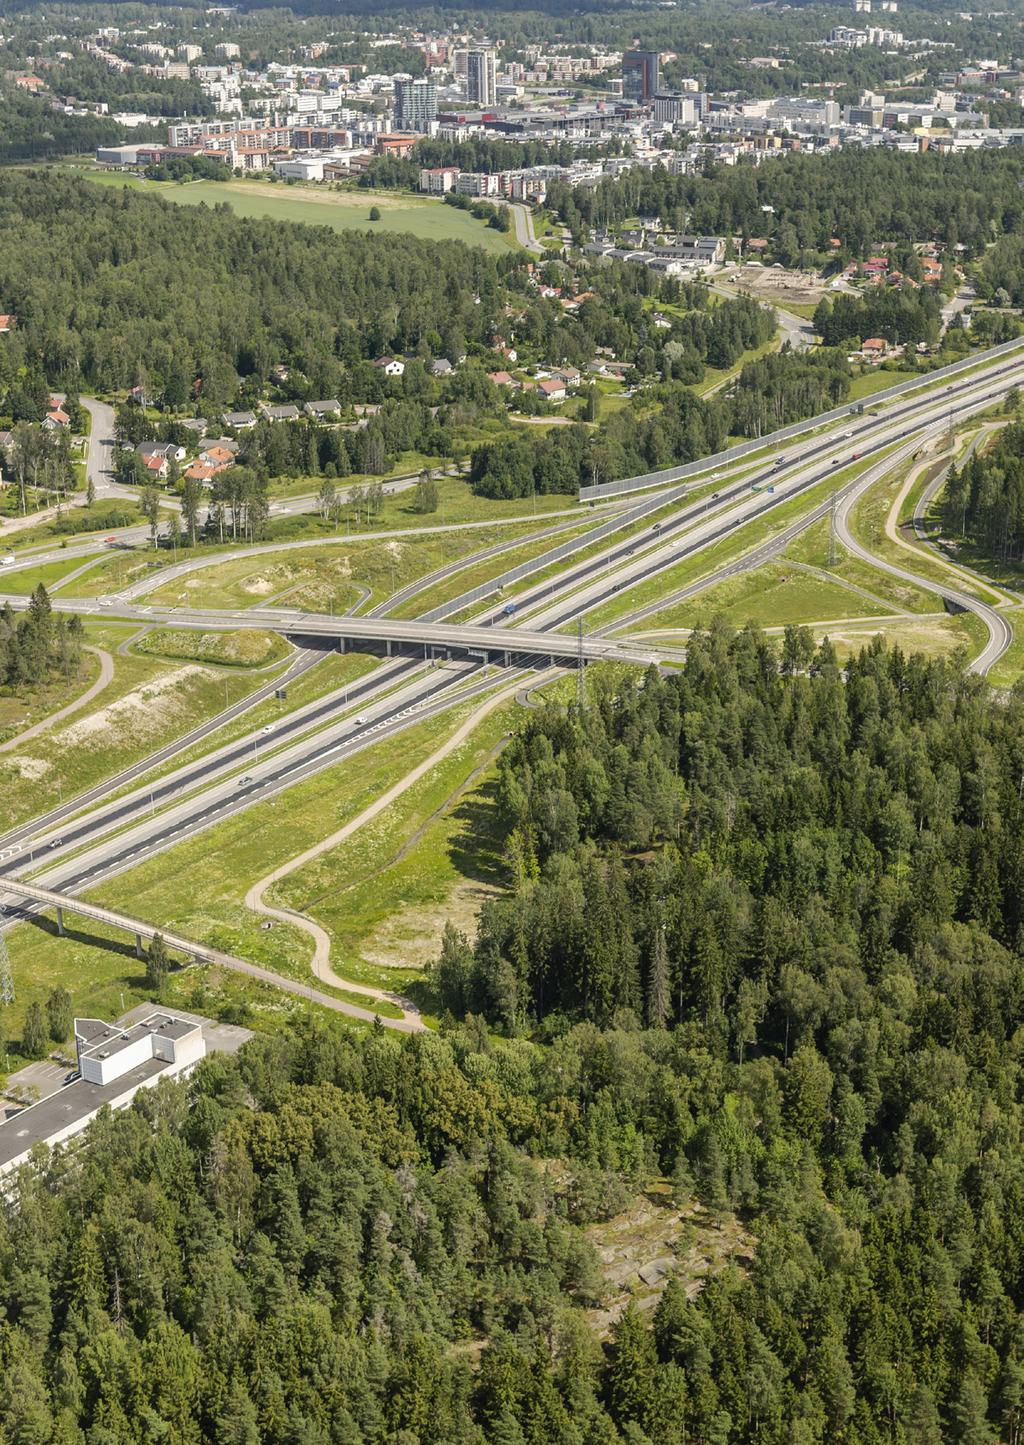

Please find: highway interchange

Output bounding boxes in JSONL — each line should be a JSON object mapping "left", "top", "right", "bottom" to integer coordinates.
{"left": 1, "top": 337, "right": 1022, "bottom": 1022}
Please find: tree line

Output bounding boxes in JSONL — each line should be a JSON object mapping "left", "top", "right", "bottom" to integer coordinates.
{"left": 546, "top": 147, "right": 1024, "bottom": 263}
{"left": 0, "top": 585, "right": 83, "bottom": 688}
{"left": 943, "top": 417, "right": 1024, "bottom": 563}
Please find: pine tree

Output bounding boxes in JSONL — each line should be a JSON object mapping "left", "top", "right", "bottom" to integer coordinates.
{"left": 646, "top": 925, "right": 670, "bottom": 1028}
{"left": 145, "top": 934, "right": 170, "bottom": 993}
{"left": 22, "top": 1000, "right": 48, "bottom": 1059}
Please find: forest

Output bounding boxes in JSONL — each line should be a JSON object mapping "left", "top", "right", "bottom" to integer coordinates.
{"left": 943, "top": 416, "right": 1024, "bottom": 563}
{"left": 813, "top": 290, "right": 943, "bottom": 350}
{"left": 5, "top": 629, "right": 1024, "bottom": 1440}
{"left": 0, "top": 171, "right": 502, "bottom": 407}
{"left": 545, "top": 148, "right": 1024, "bottom": 262}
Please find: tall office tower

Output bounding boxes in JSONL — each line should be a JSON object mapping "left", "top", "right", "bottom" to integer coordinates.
{"left": 395, "top": 77, "right": 438, "bottom": 130}
{"left": 622, "top": 49, "right": 661, "bottom": 102}
{"left": 466, "top": 48, "right": 497, "bottom": 107}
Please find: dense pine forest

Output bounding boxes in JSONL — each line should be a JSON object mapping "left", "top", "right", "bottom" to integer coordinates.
{"left": 944, "top": 419, "right": 1024, "bottom": 564}
{"left": 4, "top": 629, "right": 1024, "bottom": 1441}
{"left": 546, "top": 148, "right": 1024, "bottom": 260}
{"left": 0, "top": 171, "right": 501, "bottom": 406}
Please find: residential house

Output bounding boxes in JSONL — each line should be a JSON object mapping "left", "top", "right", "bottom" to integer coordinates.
{"left": 183, "top": 461, "right": 222, "bottom": 485}
{"left": 861, "top": 336, "right": 888, "bottom": 359}
{"left": 428, "top": 359, "right": 453, "bottom": 378}
{"left": 222, "top": 410, "right": 257, "bottom": 429}
{"left": 374, "top": 356, "right": 405, "bottom": 377}
{"left": 304, "top": 399, "right": 342, "bottom": 420}
{"left": 43, "top": 405, "right": 70, "bottom": 429}
{"left": 137, "top": 441, "right": 186, "bottom": 462}
{"left": 0, "top": 315, "right": 16, "bottom": 333}
{"left": 553, "top": 366, "right": 581, "bottom": 388}
{"left": 537, "top": 378, "right": 567, "bottom": 402}
{"left": 198, "top": 444, "right": 236, "bottom": 468}
{"left": 259, "top": 403, "right": 302, "bottom": 422}
{"left": 179, "top": 418, "right": 211, "bottom": 436}
{"left": 488, "top": 370, "right": 518, "bottom": 388}
{"left": 142, "top": 454, "right": 169, "bottom": 480}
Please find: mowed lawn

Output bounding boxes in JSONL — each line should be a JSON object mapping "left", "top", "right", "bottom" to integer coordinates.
{"left": 70, "top": 168, "right": 518, "bottom": 254}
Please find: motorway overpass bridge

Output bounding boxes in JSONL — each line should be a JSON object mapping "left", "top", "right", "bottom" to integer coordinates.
{"left": 23, "top": 601, "right": 682, "bottom": 668}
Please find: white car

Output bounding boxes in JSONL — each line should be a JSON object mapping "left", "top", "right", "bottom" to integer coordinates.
{"left": 0, "top": 555, "right": 15, "bottom": 568}
{"left": 261, "top": 724, "right": 274, "bottom": 734}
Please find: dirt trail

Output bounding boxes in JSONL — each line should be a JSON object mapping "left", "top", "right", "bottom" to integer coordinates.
{"left": 245, "top": 675, "right": 540, "bottom": 1028}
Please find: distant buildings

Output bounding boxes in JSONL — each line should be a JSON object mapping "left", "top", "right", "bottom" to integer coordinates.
{"left": 466, "top": 48, "right": 496, "bottom": 107}
{"left": 622, "top": 49, "right": 661, "bottom": 103}
{"left": 395, "top": 77, "right": 438, "bottom": 131}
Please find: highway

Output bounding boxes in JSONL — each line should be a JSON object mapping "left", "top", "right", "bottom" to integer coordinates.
{"left": 1, "top": 337, "right": 1021, "bottom": 1021}
{"left": 0, "top": 352, "right": 1013, "bottom": 889}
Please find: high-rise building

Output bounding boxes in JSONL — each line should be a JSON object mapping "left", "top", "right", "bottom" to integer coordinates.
{"left": 466, "top": 48, "right": 496, "bottom": 107}
{"left": 395, "top": 77, "right": 438, "bottom": 130}
{"left": 622, "top": 49, "right": 661, "bottom": 102}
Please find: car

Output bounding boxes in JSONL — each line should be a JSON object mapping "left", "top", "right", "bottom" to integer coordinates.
{"left": 773, "top": 457, "right": 784, "bottom": 468}
{"left": 0, "top": 555, "right": 15, "bottom": 567}
{"left": 355, "top": 715, "right": 366, "bottom": 725}
{"left": 261, "top": 724, "right": 274, "bottom": 734}
{"left": 652, "top": 521, "right": 662, "bottom": 531}
{"left": 237, "top": 774, "right": 254, "bottom": 787}
{"left": 104, "top": 536, "right": 118, "bottom": 546}
{"left": 711, "top": 492, "right": 720, "bottom": 500}
{"left": 851, "top": 452, "right": 861, "bottom": 460}
{"left": 99, "top": 597, "right": 113, "bottom": 607}
{"left": 832, "top": 458, "right": 841, "bottom": 466}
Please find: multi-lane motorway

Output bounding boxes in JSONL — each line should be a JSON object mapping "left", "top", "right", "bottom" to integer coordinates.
{"left": 1, "top": 339, "right": 1021, "bottom": 1019}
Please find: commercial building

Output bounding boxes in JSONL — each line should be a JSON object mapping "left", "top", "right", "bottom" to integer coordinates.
{"left": 0, "top": 1009, "right": 250, "bottom": 1179}
{"left": 652, "top": 92, "right": 697, "bottom": 127}
{"left": 622, "top": 49, "right": 661, "bottom": 102}
{"left": 466, "top": 49, "right": 497, "bottom": 107}
{"left": 395, "top": 77, "right": 438, "bottom": 130}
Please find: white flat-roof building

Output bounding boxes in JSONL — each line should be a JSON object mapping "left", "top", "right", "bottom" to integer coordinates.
{"left": 0, "top": 1010, "right": 246, "bottom": 1179}
{"left": 75, "top": 1013, "right": 205, "bottom": 1084}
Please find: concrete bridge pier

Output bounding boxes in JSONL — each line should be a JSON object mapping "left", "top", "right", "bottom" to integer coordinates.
{"left": 135, "top": 933, "right": 144, "bottom": 959}
{"left": 55, "top": 906, "right": 65, "bottom": 937}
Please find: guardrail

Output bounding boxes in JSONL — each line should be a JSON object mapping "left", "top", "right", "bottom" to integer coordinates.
{"left": 579, "top": 335, "right": 1024, "bottom": 503}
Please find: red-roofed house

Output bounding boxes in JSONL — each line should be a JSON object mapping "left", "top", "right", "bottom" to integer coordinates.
{"left": 537, "top": 378, "right": 566, "bottom": 402}
{"left": 43, "top": 405, "right": 70, "bottom": 429}
{"left": 0, "top": 315, "right": 16, "bottom": 333}
{"left": 862, "top": 336, "right": 888, "bottom": 359}
{"left": 143, "top": 454, "right": 169, "bottom": 480}
{"left": 488, "top": 371, "right": 517, "bottom": 388}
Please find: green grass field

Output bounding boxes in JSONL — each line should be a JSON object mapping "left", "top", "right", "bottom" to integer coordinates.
{"left": 1, "top": 683, "right": 517, "bottom": 1028}
{"left": 133, "top": 628, "right": 290, "bottom": 668}
{"left": 68, "top": 168, "right": 518, "bottom": 254}
{"left": 639, "top": 561, "right": 893, "bottom": 632}
{"left": 0, "top": 623, "right": 279, "bottom": 830}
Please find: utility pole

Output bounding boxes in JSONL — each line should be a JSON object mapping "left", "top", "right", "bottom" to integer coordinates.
{"left": 576, "top": 617, "right": 586, "bottom": 711}
{"left": 0, "top": 934, "right": 14, "bottom": 1006}
{"left": 827, "top": 487, "right": 838, "bottom": 568}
